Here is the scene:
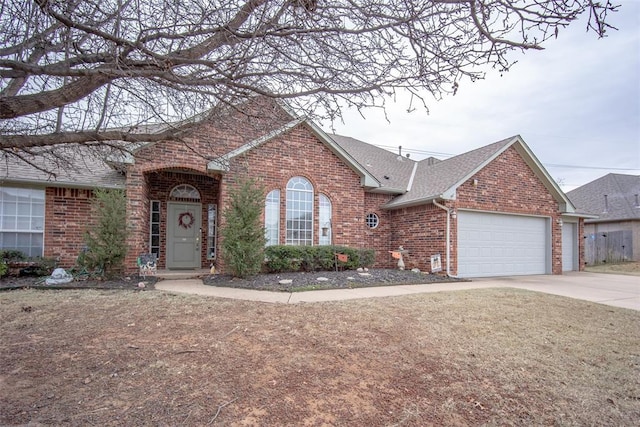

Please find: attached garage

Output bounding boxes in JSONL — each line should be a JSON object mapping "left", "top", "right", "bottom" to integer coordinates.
{"left": 457, "top": 211, "right": 550, "bottom": 278}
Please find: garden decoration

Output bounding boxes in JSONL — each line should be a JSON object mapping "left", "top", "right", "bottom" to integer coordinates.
{"left": 45, "top": 268, "right": 73, "bottom": 285}
{"left": 389, "top": 246, "right": 408, "bottom": 270}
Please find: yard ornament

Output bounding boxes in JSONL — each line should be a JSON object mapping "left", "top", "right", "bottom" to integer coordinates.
{"left": 45, "top": 268, "right": 73, "bottom": 285}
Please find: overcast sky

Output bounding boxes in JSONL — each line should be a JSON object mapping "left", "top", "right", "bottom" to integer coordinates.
{"left": 331, "top": 1, "right": 640, "bottom": 191}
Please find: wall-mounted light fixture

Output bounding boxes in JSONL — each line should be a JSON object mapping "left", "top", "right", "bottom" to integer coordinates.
{"left": 557, "top": 218, "right": 563, "bottom": 227}
{"left": 472, "top": 179, "right": 478, "bottom": 187}
{"left": 321, "top": 221, "right": 331, "bottom": 237}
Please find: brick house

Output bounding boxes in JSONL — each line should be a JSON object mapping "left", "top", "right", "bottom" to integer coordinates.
{"left": 0, "top": 98, "right": 585, "bottom": 277}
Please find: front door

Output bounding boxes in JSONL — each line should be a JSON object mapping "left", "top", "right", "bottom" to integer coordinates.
{"left": 166, "top": 202, "right": 202, "bottom": 269}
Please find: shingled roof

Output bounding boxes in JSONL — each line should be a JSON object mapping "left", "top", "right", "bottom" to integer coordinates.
{"left": 567, "top": 173, "right": 640, "bottom": 222}
{"left": 329, "top": 134, "right": 415, "bottom": 194}
{"left": 0, "top": 145, "right": 125, "bottom": 189}
{"left": 383, "top": 137, "right": 516, "bottom": 208}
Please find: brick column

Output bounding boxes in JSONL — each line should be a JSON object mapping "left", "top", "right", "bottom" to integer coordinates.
{"left": 124, "top": 168, "right": 149, "bottom": 275}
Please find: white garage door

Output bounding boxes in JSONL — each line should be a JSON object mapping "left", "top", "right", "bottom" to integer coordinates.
{"left": 457, "top": 211, "right": 549, "bottom": 278}
{"left": 562, "top": 223, "right": 577, "bottom": 271}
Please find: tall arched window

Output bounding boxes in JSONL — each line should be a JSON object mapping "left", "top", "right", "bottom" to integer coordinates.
{"left": 265, "top": 189, "right": 280, "bottom": 246}
{"left": 286, "top": 177, "right": 313, "bottom": 245}
{"left": 318, "top": 194, "right": 332, "bottom": 245}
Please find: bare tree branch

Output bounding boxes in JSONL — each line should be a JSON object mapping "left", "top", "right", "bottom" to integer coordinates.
{"left": 0, "top": 0, "right": 619, "bottom": 155}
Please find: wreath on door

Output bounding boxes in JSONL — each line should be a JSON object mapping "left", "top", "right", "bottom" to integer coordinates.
{"left": 178, "top": 212, "right": 195, "bottom": 229}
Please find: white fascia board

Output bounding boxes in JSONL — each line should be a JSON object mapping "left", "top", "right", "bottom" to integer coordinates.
{"left": 206, "top": 118, "right": 303, "bottom": 172}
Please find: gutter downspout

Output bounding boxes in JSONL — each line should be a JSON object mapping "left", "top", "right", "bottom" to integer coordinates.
{"left": 432, "top": 200, "right": 458, "bottom": 278}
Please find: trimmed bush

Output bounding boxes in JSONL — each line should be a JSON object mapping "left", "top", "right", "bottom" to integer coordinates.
{"left": 0, "top": 250, "right": 27, "bottom": 262}
{"left": 264, "top": 245, "right": 375, "bottom": 273}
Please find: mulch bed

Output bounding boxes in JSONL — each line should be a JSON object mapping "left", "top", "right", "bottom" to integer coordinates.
{"left": 0, "top": 275, "right": 159, "bottom": 291}
{"left": 1, "top": 268, "right": 460, "bottom": 292}
{"left": 202, "top": 268, "right": 462, "bottom": 292}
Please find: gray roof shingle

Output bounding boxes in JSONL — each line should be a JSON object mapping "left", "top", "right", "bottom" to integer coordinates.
{"left": 329, "top": 134, "right": 415, "bottom": 193}
{"left": 383, "top": 136, "right": 516, "bottom": 208}
{"left": 567, "top": 173, "right": 640, "bottom": 222}
{"left": 1, "top": 145, "right": 125, "bottom": 189}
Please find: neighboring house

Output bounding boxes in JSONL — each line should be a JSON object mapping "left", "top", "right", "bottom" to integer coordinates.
{"left": 0, "top": 97, "right": 586, "bottom": 277}
{"left": 567, "top": 173, "right": 640, "bottom": 263}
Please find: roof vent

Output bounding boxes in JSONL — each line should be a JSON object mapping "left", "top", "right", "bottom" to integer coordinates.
{"left": 396, "top": 146, "right": 404, "bottom": 161}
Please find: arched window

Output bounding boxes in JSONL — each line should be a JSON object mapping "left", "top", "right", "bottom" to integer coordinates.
{"left": 265, "top": 189, "right": 280, "bottom": 246}
{"left": 170, "top": 184, "right": 200, "bottom": 201}
{"left": 318, "top": 194, "right": 332, "bottom": 245}
{"left": 286, "top": 177, "right": 313, "bottom": 246}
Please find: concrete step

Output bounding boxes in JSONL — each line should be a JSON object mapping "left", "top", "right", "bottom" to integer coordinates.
{"left": 155, "top": 268, "right": 210, "bottom": 280}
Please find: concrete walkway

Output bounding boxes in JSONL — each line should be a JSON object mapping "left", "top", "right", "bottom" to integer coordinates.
{"left": 155, "top": 272, "right": 640, "bottom": 311}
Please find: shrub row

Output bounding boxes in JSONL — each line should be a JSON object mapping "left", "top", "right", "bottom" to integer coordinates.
{"left": 0, "top": 250, "right": 57, "bottom": 277}
{"left": 264, "top": 245, "right": 375, "bottom": 273}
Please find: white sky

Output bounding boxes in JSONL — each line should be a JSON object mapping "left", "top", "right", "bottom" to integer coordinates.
{"left": 330, "top": 1, "right": 640, "bottom": 191}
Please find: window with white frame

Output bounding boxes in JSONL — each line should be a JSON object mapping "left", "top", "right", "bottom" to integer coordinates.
{"left": 265, "top": 190, "right": 280, "bottom": 246}
{"left": 207, "top": 204, "right": 217, "bottom": 259}
{"left": 286, "top": 177, "right": 313, "bottom": 245}
{"left": 149, "top": 201, "right": 161, "bottom": 259}
{"left": 170, "top": 184, "right": 200, "bottom": 200}
{"left": 365, "top": 212, "right": 380, "bottom": 229}
{"left": 318, "top": 194, "right": 332, "bottom": 245}
{"left": 0, "top": 187, "right": 45, "bottom": 257}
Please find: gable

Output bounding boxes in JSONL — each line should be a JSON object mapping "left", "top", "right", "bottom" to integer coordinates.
{"left": 207, "top": 119, "right": 380, "bottom": 189}
{"left": 455, "top": 145, "right": 559, "bottom": 215}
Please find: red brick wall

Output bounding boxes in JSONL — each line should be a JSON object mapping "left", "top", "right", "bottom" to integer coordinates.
{"left": 388, "top": 204, "right": 449, "bottom": 272}
{"left": 364, "top": 193, "right": 394, "bottom": 267}
{"left": 44, "top": 187, "right": 95, "bottom": 267}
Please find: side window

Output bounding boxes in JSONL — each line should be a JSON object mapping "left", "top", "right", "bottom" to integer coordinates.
{"left": 365, "top": 212, "right": 380, "bottom": 229}
{"left": 265, "top": 190, "right": 280, "bottom": 246}
{"left": 149, "top": 201, "right": 161, "bottom": 258}
{"left": 318, "top": 194, "right": 332, "bottom": 245}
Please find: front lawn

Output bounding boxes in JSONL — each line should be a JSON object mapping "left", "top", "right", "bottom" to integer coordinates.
{"left": 1, "top": 288, "right": 638, "bottom": 425}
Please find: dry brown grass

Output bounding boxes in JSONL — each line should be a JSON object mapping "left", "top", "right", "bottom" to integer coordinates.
{"left": 1, "top": 288, "right": 639, "bottom": 426}
{"left": 585, "top": 261, "right": 640, "bottom": 276}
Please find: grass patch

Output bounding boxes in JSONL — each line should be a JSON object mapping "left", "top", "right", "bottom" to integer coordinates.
{"left": 1, "top": 288, "right": 638, "bottom": 425}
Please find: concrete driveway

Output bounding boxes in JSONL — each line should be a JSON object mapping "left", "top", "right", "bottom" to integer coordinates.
{"left": 472, "top": 272, "right": 640, "bottom": 311}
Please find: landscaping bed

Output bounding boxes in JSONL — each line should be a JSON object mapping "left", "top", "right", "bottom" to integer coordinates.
{"left": 202, "top": 268, "right": 460, "bottom": 292}
{"left": 1, "top": 268, "right": 456, "bottom": 292}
